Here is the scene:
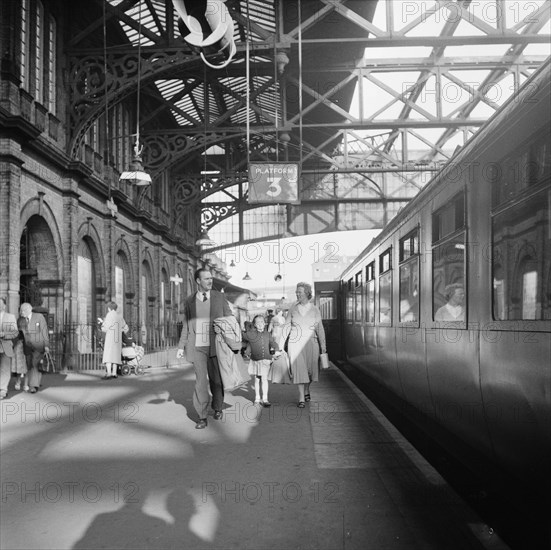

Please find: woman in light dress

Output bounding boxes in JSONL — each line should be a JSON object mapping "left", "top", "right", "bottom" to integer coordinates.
{"left": 281, "top": 282, "right": 326, "bottom": 408}
{"left": 99, "top": 301, "right": 128, "bottom": 379}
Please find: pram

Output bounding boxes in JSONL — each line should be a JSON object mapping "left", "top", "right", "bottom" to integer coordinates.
{"left": 95, "top": 324, "right": 147, "bottom": 375}
{"left": 120, "top": 343, "right": 146, "bottom": 375}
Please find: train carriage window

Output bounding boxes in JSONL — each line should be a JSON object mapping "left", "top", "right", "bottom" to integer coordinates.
{"left": 432, "top": 192, "right": 465, "bottom": 243}
{"left": 492, "top": 130, "right": 551, "bottom": 207}
{"left": 433, "top": 236, "right": 465, "bottom": 322}
{"left": 379, "top": 249, "right": 392, "bottom": 325}
{"left": 355, "top": 271, "right": 363, "bottom": 322}
{"left": 318, "top": 292, "right": 337, "bottom": 320}
{"left": 493, "top": 265, "right": 506, "bottom": 320}
{"left": 400, "top": 232, "right": 419, "bottom": 262}
{"left": 365, "top": 261, "right": 375, "bottom": 324}
{"left": 346, "top": 278, "right": 354, "bottom": 321}
{"left": 433, "top": 193, "right": 466, "bottom": 322}
{"left": 399, "top": 231, "right": 419, "bottom": 323}
{"left": 492, "top": 188, "right": 550, "bottom": 320}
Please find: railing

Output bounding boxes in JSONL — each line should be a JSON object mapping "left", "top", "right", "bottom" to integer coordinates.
{"left": 140, "top": 323, "right": 181, "bottom": 353}
{"left": 48, "top": 322, "right": 181, "bottom": 371}
{"left": 16, "top": 89, "right": 65, "bottom": 148}
{"left": 155, "top": 205, "right": 171, "bottom": 229}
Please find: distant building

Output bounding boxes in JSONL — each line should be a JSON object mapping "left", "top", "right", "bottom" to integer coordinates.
{"left": 312, "top": 255, "right": 357, "bottom": 282}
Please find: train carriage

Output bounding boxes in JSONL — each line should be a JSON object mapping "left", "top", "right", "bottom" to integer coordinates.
{"left": 338, "top": 59, "right": 551, "bottom": 496}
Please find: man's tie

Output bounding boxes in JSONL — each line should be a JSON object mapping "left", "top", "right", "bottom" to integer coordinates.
{"left": 202, "top": 293, "right": 208, "bottom": 302}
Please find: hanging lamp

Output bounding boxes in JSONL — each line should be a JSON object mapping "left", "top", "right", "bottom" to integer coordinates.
{"left": 195, "top": 227, "right": 215, "bottom": 247}
{"left": 119, "top": 143, "right": 152, "bottom": 186}
{"left": 119, "top": 2, "right": 151, "bottom": 187}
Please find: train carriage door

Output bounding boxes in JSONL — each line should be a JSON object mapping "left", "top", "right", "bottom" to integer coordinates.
{"left": 314, "top": 281, "right": 342, "bottom": 362}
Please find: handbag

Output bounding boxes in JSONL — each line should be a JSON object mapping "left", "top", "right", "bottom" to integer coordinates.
{"left": 270, "top": 351, "right": 293, "bottom": 384}
{"left": 37, "top": 350, "right": 55, "bottom": 373}
{"left": 319, "top": 352, "right": 330, "bottom": 370}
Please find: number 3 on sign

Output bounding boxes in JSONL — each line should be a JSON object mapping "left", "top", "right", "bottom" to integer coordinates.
{"left": 267, "top": 177, "right": 282, "bottom": 197}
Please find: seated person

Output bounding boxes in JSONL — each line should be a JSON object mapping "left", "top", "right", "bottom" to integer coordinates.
{"left": 435, "top": 283, "right": 465, "bottom": 321}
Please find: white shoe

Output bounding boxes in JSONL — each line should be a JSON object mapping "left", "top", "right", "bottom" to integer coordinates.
{"left": 23, "top": 385, "right": 30, "bottom": 392}
{"left": 14, "top": 382, "right": 21, "bottom": 391}
{"left": 0, "top": 391, "right": 6, "bottom": 400}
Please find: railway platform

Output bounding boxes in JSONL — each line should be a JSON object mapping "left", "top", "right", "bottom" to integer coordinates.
{"left": 0, "top": 360, "right": 509, "bottom": 550}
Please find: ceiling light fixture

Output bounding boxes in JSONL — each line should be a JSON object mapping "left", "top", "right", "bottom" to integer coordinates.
{"left": 195, "top": 227, "right": 215, "bottom": 247}
{"left": 119, "top": 2, "right": 151, "bottom": 187}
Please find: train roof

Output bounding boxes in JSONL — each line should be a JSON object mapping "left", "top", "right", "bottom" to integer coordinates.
{"left": 340, "top": 57, "right": 551, "bottom": 281}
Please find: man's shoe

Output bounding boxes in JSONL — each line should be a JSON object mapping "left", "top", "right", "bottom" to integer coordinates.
{"left": 262, "top": 401, "right": 271, "bottom": 407}
{"left": 0, "top": 391, "right": 6, "bottom": 400}
{"left": 195, "top": 419, "right": 208, "bottom": 429}
{"left": 213, "top": 410, "right": 223, "bottom": 420}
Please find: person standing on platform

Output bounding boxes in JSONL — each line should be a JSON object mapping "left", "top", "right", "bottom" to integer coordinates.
{"left": 281, "top": 282, "right": 326, "bottom": 408}
{"left": 243, "top": 314, "right": 279, "bottom": 407}
{"left": 0, "top": 297, "right": 19, "bottom": 399}
{"left": 12, "top": 318, "right": 28, "bottom": 391}
{"left": 19, "top": 302, "right": 50, "bottom": 394}
{"left": 99, "top": 301, "right": 128, "bottom": 379}
{"left": 176, "top": 268, "right": 233, "bottom": 429}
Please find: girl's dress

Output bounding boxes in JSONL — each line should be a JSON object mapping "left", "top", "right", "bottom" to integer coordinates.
{"left": 243, "top": 328, "right": 278, "bottom": 379}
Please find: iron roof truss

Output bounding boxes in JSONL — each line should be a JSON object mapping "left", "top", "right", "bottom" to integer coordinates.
{"left": 67, "top": 0, "right": 550, "bottom": 247}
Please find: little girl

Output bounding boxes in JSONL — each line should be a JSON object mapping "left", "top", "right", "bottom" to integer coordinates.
{"left": 243, "top": 314, "right": 279, "bottom": 407}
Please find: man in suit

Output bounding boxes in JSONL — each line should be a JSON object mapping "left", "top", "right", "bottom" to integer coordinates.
{"left": 19, "top": 302, "right": 50, "bottom": 394}
{"left": 176, "top": 268, "right": 232, "bottom": 429}
{"left": 0, "top": 297, "right": 19, "bottom": 399}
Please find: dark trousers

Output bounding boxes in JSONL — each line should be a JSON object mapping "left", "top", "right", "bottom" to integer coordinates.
{"left": 192, "top": 347, "right": 224, "bottom": 419}
{"left": 25, "top": 350, "right": 44, "bottom": 389}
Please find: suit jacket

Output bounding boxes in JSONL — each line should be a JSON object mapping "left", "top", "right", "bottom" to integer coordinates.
{"left": 178, "top": 290, "right": 232, "bottom": 359}
{"left": 0, "top": 312, "right": 19, "bottom": 357}
{"left": 19, "top": 312, "right": 50, "bottom": 354}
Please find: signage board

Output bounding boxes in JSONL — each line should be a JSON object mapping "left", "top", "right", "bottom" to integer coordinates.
{"left": 248, "top": 163, "right": 300, "bottom": 204}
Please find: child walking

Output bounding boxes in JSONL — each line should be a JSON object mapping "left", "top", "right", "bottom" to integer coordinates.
{"left": 243, "top": 314, "right": 279, "bottom": 407}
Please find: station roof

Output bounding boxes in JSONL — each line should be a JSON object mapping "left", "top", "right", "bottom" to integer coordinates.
{"left": 69, "top": 1, "right": 550, "bottom": 247}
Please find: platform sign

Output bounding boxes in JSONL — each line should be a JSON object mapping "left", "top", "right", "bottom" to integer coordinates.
{"left": 248, "top": 162, "right": 300, "bottom": 204}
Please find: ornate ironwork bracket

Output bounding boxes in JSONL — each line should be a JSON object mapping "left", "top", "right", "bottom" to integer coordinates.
{"left": 173, "top": 172, "right": 248, "bottom": 229}
{"left": 67, "top": 49, "right": 197, "bottom": 159}
{"left": 141, "top": 131, "right": 242, "bottom": 177}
